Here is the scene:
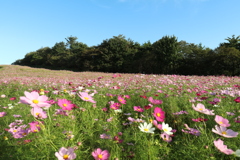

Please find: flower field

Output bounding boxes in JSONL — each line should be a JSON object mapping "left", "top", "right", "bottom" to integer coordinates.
{"left": 0, "top": 65, "right": 240, "bottom": 160}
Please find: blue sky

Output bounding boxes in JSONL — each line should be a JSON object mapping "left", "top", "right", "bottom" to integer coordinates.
{"left": 1, "top": 0, "right": 239, "bottom": 65}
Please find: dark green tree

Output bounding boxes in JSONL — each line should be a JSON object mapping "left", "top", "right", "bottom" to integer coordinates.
{"left": 220, "top": 35, "right": 240, "bottom": 51}
{"left": 152, "top": 35, "right": 180, "bottom": 74}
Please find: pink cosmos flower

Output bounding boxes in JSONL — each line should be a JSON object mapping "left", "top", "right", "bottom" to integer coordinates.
{"left": 92, "top": 148, "right": 110, "bottom": 160}
{"left": 100, "top": 133, "right": 111, "bottom": 139}
{"left": 133, "top": 106, "right": 144, "bottom": 112}
{"left": 55, "top": 147, "right": 76, "bottom": 160}
{"left": 153, "top": 107, "right": 165, "bottom": 122}
{"left": 55, "top": 109, "right": 69, "bottom": 116}
{"left": 192, "top": 118, "right": 208, "bottom": 122}
{"left": 8, "top": 127, "right": 30, "bottom": 139}
{"left": 31, "top": 107, "right": 47, "bottom": 119}
{"left": 212, "top": 125, "right": 238, "bottom": 138}
{"left": 57, "top": 99, "right": 74, "bottom": 110}
{"left": 215, "top": 115, "right": 230, "bottom": 127}
{"left": 78, "top": 92, "right": 96, "bottom": 103}
{"left": 110, "top": 103, "right": 121, "bottom": 110}
{"left": 161, "top": 132, "right": 172, "bottom": 142}
{"left": 29, "top": 121, "right": 42, "bottom": 133}
{"left": 148, "top": 97, "right": 163, "bottom": 105}
{"left": 102, "top": 107, "right": 108, "bottom": 112}
{"left": 118, "top": 96, "right": 126, "bottom": 104}
{"left": 214, "top": 139, "right": 234, "bottom": 155}
{"left": 192, "top": 103, "right": 215, "bottom": 115}
{"left": 152, "top": 120, "right": 162, "bottom": 130}
{"left": 182, "top": 124, "right": 201, "bottom": 136}
{"left": 0, "top": 112, "right": 7, "bottom": 117}
{"left": 20, "top": 91, "right": 51, "bottom": 108}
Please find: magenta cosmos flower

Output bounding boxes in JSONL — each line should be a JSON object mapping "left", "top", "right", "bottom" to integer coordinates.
{"left": 215, "top": 115, "right": 230, "bottom": 127}
{"left": 55, "top": 147, "right": 76, "bottom": 160}
{"left": 92, "top": 148, "right": 110, "bottom": 160}
{"left": 153, "top": 107, "right": 165, "bottom": 122}
{"left": 133, "top": 106, "right": 144, "bottom": 112}
{"left": 192, "top": 103, "right": 215, "bottom": 115}
{"left": 31, "top": 107, "right": 47, "bottom": 119}
{"left": 148, "top": 97, "right": 163, "bottom": 105}
{"left": 57, "top": 99, "right": 74, "bottom": 110}
{"left": 78, "top": 92, "right": 96, "bottom": 103}
{"left": 20, "top": 91, "right": 51, "bottom": 108}
{"left": 212, "top": 125, "right": 238, "bottom": 138}
{"left": 118, "top": 96, "right": 126, "bottom": 104}
{"left": 214, "top": 139, "right": 234, "bottom": 155}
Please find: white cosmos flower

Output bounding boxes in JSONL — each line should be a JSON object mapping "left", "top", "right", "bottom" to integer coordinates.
{"left": 138, "top": 122, "right": 155, "bottom": 134}
{"left": 162, "top": 122, "right": 173, "bottom": 135}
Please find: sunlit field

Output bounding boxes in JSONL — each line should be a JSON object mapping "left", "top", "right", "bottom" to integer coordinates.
{"left": 0, "top": 65, "right": 240, "bottom": 160}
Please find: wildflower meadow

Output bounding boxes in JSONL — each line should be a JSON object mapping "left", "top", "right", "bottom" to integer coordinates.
{"left": 0, "top": 65, "right": 240, "bottom": 160}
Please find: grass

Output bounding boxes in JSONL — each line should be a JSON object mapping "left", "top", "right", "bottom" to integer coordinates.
{"left": 0, "top": 65, "right": 240, "bottom": 160}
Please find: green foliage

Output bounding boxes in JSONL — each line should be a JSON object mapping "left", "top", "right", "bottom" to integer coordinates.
{"left": 13, "top": 34, "right": 240, "bottom": 76}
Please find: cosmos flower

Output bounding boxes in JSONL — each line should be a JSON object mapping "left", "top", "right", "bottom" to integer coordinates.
{"left": 152, "top": 120, "right": 162, "bottom": 130}
{"left": 0, "top": 112, "right": 7, "bottom": 117}
{"left": 78, "top": 92, "right": 96, "bottom": 103}
{"left": 92, "top": 148, "right": 110, "bottom": 160}
{"left": 31, "top": 107, "right": 47, "bottom": 119}
{"left": 153, "top": 107, "right": 165, "bottom": 122}
{"left": 57, "top": 99, "right": 74, "bottom": 110}
{"left": 162, "top": 122, "right": 173, "bottom": 135}
{"left": 118, "top": 96, "right": 126, "bottom": 104}
{"left": 133, "top": 106, "right": 144, "bottom": 112}
{"left": 28, "top": 121, "right": 42, "bottom": 133}
{"left": 55, "top": 147, "right": 76, "bottom": 160}
{"left": 182, "top": 124, "right": 201, "bottom": 136}
{"left": 160, "top": 132, "right": 172, "bottom": 142}
{"left": 20, "top": 91, "right": 51, "bottom": 108}
{"left": 212, "top": 125, "right": 238, "bottom": 138}
{"left": 214, "top": 139, "right": 234, "bottom": 155}
{"left": 148, "top": 97, "right": 163, "bottom": 105}
{"left": 138, "top": 122, "right": 155, "bottom": 134}
{"left": 214, "top": 115, "right": 230, "bottom": 127}
{"left": 192, "top": 103, "right": 215, "bottom": 115}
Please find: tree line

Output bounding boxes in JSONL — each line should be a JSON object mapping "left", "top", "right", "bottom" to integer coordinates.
{"left": 12, "top": 34, "right": 240, "bottom": 76}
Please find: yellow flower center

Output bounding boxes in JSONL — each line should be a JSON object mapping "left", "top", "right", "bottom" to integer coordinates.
{"left": 40, "top": 89, "right": 44, "bottom": 92}
{"left": 13, "top": 130, "right": 17, "bottom": 132}
{"left": 156, "top": 113, "right": 161, "bottom": 117}
{"left": 98, "top": 154, "right": 103, "bottom": 159}
{"left": 164, "top": 128, "right": 168, "bottom": 131}
{"left": 222, "top": 131, "right": 227, "bottom": 135}
{"left": 33, "top": 129, "right": 38, "bottom": 132}
{"left": 64, "top": 89, "right": 67, "bottom": 93}
{"left": 219, "top": 121, "right": 223, "bottom": 124}
{"left": 199, "top": 108, "right": 203, "bottom": 110}
{"left": 84, "top": 97, "right": 89, "bottom": 100}
{"left": 63, "top": 104, "right": 67, "bottom": 107}
{"left": 32, "top": 100, "right": 39, "bottom": 104}
{"left": 36, "top": 113, "right": 40, "bottom": 116}
{"left": 63, "top": 154, "right": 69, "bottom": 159}
{"left": 144, "top": 128, "right": 149, "bottom": 132}
{"left": 22, "top": 132, "right": 27, "bottom": 135}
